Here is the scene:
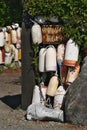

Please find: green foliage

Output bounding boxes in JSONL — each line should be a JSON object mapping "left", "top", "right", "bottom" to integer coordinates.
{"left": 8, "top": 0, "right": 23, "bottom": 26}
{"left": 24, "top": 0, "right": 87, "bottom": 49}
{"left": 0, "top": 0, "right": 22, "bottom": 27}
{"left": 0, "top": 66, "right": 4, "bottom": 73}
{"left": 0, "top": 1, "right": 10, "bottom": 26}
{"left": 32, "top": 44, "right": 40, "bottom": 84}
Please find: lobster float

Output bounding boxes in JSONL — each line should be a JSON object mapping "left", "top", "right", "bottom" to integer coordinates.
{"left": 15, "top": 23, "right": 22, "bottom": 44}
{"left": 46, "top": 73, "right": 59, "bottom": 108}
{"left": 53, "top": 85, "right": 66, "bottom": 109}
{"left": 56, "top": 44, "right": 65, "bottom": 85}
{"left": 0, "top": 29, "right": 5, "bottom": 47}
{"left": 57, "top": 44, "right": 65, "bottom": 64}
{"left": 46, "top": 74, "right": 59, "bottom": 97}
{"left": 45, "top": 45, "right": 57, "bottom": 72}
{"left": 11, "top": 25, "right": 17, "bottom": 44}
{"left": 32, "top": 82, "right": 47, "bottom": 105}
{"left": 66, "top": 63, "right": 80, "bottom": 85}
{"left": 64, "top": 38, "right": 79, "bottom": 67}
{"left": 31, "top": 23, "right": 42, "bottom": 44}
{"left": 39, "top": 48, "right": 46, "bottom": 72}
{"left": 2, "top": 27, "right": 9, "bottom": 43}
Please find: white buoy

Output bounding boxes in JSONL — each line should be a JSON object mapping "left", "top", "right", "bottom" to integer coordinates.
{"left": 32, "top": 85, "right": 40, "bottom": 104}
{"left": 53, "top": 85, "right": 66, "bottom": 109}
{"left": 11, "top": 25, "right": 17, "bottom": 44}
{"left": 5, "top": 52, "right": 13, "bottom": 65}
{"left": 32, "top": 84, "right": 47, "bottom": 105}
{"left": 16, "top": 26, "right": 21, "bottom": 44}
{"left": 57, "top": 44, "right": 65, "bottom": 63}
{"left": 46, "top": 45, "right": 57, "bottom": 71}
{"left": 64, "top": 38, "right": 79, "bottom": 67}
{"left": 0, "top": 31, "right": 5, "bottom": 47}
{"left": 31, "top": 23, "right": 42, "bottom": 44}
{"left": 39, "top": 48, "right": 46, "bottom": 72}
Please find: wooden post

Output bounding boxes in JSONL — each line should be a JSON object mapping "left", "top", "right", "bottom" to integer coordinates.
{"left": 21, "top": 21, "right": 35, "bottom": 110}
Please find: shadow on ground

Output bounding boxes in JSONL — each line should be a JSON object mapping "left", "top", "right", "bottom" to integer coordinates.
{"left": 0, "top": 94, "right": 21, "bottom": 109}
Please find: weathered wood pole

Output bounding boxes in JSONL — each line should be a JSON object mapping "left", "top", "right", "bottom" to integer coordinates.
{"left": 21, "top": 20, "right": 35, "bottom": 110}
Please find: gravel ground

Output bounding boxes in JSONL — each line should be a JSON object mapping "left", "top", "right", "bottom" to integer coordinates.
{"left": 0, "top": 69, "right": 87, "bottom": 130}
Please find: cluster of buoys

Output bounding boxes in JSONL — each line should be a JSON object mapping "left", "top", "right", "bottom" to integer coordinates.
{"left": 32, "top": 37, "right": 80, "bottom": 110}
{"left": 0, "top": 23, "right": 22, "bottom": 70}
{"left": 39, "top": 38, "right": 80, "bottom": 85}
{"left": 39, "top": 45, "right": 57, "bottom": 72}
{"left": 31, "top": 22, "right": 80, "bottom": 87}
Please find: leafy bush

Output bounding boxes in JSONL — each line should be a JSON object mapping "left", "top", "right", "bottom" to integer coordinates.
{"left": 8, "top": 0, "right": 23, "bottom": 26}
{"left": 0, "top": 0, "right": 22, "bottom": 27}
{"left": 0, "top": 1, "right": 10, "bottom": 26}
{"left": 24, "top": 0, "right": 87, "bottom": 49}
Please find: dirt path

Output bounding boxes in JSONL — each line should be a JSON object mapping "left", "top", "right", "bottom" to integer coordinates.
{"left": 0, "top": 69, "right": 87, "bottom": 130}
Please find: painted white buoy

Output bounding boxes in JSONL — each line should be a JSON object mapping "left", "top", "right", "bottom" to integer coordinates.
{"left": 31, "top": 23, "right": 42, "bottom": 44}
{"left": 64, "top": 38, "right": 79, "bottom": 67}
{"left": 46, "top": 45, "right": 57, "bottom": 71}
